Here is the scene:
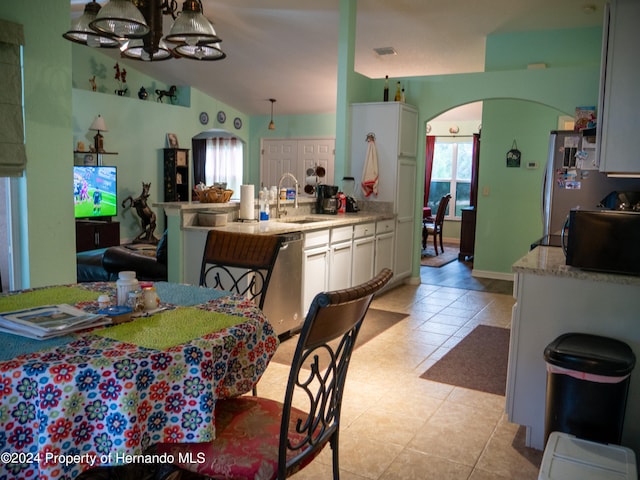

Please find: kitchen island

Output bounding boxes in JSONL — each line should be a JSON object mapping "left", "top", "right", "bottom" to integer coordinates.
{"left": 507, "top": 246, "right": 640, "bottom": 456}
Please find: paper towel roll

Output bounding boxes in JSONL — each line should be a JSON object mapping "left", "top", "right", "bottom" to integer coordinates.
{"left": 239, "top": 185, "right": 255, "bottom": 220}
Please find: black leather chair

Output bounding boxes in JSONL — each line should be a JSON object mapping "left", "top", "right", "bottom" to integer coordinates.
{"left": 76, "top": 231, "right": 168, "bottom": 283}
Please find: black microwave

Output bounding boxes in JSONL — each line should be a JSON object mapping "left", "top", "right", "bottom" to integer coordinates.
{"left": 565, "top": 209, "right": 640, "bottom": 275}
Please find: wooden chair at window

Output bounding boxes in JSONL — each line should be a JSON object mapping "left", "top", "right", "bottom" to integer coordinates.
{"left": 156, "top": 268, "right": 394, "bottom": 480}
{"left": 422, "top": 193, "right": 451, "bottom": 255}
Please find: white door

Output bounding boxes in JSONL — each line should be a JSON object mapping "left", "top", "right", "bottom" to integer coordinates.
{"left": 260, "top": 140, "right": 297, "bottom": 189}
{"left": 261, "top": 138, "right": 335, "bottom": 194}
{"left": 299, "top": 138, "right": 335, "bottom": 197}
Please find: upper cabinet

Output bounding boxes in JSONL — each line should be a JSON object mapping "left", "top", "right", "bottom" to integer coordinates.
{"left": 597, "top": 0, "right": 640, "bottom": 174}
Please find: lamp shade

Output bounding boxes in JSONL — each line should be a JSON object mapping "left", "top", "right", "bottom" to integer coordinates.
{"left": 90, "top": 115, "right": 108, "bottom": 132}
{"left": 165, "top": 0, "right": 221, "bottom": 45}
{"left": 63, "top": 1, "right": 120, "bottom": 48}
{"left": 90, "top": 0, "right": 149, "bottom": 38}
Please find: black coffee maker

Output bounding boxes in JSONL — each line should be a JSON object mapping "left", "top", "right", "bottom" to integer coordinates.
{"left": 316, "top": 185, "right": 339, "bottom": 214}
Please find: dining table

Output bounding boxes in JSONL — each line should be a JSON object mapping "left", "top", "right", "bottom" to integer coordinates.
{"left": 0, "top": 281, "right": 279, "bottom": 480}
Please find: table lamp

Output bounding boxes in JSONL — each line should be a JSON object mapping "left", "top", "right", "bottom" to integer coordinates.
{"left": 89, "top": 115, "right": 108, "bottom": 152}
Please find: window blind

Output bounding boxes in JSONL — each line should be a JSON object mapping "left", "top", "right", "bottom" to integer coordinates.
{"left": 0, "top": 19, "right": 26, "bottom": 177}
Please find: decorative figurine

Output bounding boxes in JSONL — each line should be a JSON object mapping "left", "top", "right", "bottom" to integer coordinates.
{"left": 121, "top": 182, "right": 159, "bottom": 244}
{"left": 156, "top": 85, "right": 177, "bottom": 103}
{"left": 89, "top": 76, "right": 96, "bottom": 92}
{"left": 138, "top": 86, "right": 148, "bottom": 100}
{"left": 114, "top": 62, "right": 127, "bottom": 96}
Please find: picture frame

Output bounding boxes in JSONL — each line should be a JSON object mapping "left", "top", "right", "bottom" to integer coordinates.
{"left": 167, "top": 133, "right": 179, "bottom": 148}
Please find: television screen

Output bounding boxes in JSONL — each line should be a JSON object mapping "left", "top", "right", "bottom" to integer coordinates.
{"left": 73, "top": 166, "right": 117, "bottom": 219}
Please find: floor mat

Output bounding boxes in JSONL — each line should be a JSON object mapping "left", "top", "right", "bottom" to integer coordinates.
{"left": 420, "top": 325, "right": 510, "bottom": 396}
{"left": 270, "top": 308, "right": 408, "bottom": 367}
{"left": 420, "top": 243, "right": 459, "bottom": 267}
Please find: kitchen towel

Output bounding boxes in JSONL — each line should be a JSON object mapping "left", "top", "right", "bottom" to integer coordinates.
{"left": 239, "top": 184, "right": 255, "bottom": 220}
{"left": 361, "top": 135, "right": 379, "bottom": 197}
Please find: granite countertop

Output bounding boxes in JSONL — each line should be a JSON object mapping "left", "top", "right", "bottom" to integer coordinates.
{"left": 512, "top": 246, "right": 640, "bottom": 286}
{"left": 183, "top": 212, "right": 393, "bottom": 235}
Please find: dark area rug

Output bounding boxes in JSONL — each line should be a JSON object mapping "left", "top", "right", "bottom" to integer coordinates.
{"left": 420, "top": 325, "right": 510, "bottom": 396}
{"left": 420, "top": 243, "right": 459, "bottom": 268}
{"left": 271, "top": 308, "right": 408, "bottom": 367}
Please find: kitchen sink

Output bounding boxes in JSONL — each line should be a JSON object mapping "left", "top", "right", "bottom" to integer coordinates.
{"left": 275, "top": 217, "right": 328, "bottom": 224}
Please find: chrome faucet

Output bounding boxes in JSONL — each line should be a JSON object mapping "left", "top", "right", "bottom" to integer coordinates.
{"left": 276, "top": 172, "right": 299, "bottom": 218}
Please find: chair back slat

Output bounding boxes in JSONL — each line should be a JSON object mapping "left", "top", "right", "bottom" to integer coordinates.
{"left": 434, "top": 193, "right": 451, "bottom": 226}
{"left": 200, "top": 230, "right": 283, "bottom": 309}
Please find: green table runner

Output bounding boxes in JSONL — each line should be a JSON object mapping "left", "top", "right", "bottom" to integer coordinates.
{"left": 0, "top": 286, "right": 99, "bottom": 312}
{"left": 94, "top": 307, "right": 245, "bottom": 350}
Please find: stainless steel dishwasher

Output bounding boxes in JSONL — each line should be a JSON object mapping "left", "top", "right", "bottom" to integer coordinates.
{"left": 262, "top": 232, "right": 303, "bottom": 337}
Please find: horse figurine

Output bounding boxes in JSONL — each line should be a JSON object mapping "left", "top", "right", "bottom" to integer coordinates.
{"left": 121, "top": 182, "right": 159, "bottom": 244}
{"left": 156, "top": 85, "right": 177, "bottom": 103}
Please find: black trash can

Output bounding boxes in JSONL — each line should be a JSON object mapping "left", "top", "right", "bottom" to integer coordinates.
{"left": 544, "top": 333, "right": 635, "bottom": 446}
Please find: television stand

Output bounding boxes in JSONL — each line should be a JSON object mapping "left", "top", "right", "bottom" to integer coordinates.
{"left": 76, "top": 220, "right": 120, "bottom": 252}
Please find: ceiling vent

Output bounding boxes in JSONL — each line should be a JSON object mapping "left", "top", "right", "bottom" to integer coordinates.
{"left": 373, "top": 46, "right": 397, "bottom": 57}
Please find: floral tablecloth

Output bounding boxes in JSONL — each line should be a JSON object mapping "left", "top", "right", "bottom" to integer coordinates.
{"left": 0, "top": 283, "right": 279, "bottom": 480}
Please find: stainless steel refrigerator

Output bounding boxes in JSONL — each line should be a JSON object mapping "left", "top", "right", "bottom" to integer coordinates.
{"left": 542, "top": 130, "right": 640, "bottom": 237}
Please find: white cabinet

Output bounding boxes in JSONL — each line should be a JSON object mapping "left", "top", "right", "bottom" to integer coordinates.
{"left": 350, "top": 102, "right": 418, "bottom": 281}
{"left": 351, "top": 222, "right": 375, "bottom": 286}
{"left": 597, "top": 0, "right": 640, "bottom": 174}
{"left": 302, "top": 230, "right": 329, "bottom": 314}
{"left": 375, "top": 220, "right": 394, "bottom": 275}
{"left": 329, "top": 226, "right": 353, "bottom": 291}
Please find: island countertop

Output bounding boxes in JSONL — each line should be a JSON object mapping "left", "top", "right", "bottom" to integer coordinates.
{"left": 512, "top": 246, "right": 640, "bottom": 287}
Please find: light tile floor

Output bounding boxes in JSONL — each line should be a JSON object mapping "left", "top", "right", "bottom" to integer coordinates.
{"left": 257, "top": 276, "right": 544, "bottom": 479}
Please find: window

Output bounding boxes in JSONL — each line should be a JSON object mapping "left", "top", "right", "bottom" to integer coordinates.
{"left": 427, "top": 138, "right": 473, "bottom": 219}
{"left": 203, "top": 137, "right": 243, "bottom": 198}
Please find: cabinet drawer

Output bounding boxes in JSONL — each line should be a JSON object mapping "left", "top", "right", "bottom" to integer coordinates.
{"left": 331, "top": 226, "right": 353, "bottom": 244}
{"left": 304, "top": 229, "right": 330, "bottom": 249}
{"left": 376, "top": 219, "right": 395, "bottom": 235}
{"left": 353, "top": 222, "right": 375, "bottom": 239}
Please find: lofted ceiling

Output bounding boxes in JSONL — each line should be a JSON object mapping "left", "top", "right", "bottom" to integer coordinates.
{"left": 69, "top": 0, "right": 606, "bottom": 120}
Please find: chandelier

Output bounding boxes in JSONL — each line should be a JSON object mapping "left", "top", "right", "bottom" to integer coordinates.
{"left": 63, "top": 0, "right": 226, "bottom": 61}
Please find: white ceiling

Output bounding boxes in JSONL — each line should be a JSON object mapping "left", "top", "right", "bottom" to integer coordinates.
{"left": 69, "top": 0, "right": 606, "bottom": 119}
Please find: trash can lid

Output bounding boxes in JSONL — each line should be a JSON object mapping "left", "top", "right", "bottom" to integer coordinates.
{"left": 544, "top": 333, "right": 636, "bottom": 376}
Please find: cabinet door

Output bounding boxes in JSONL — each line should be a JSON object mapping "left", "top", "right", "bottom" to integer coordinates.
{"left": 303, "top": 246, "right": 328, "bottom": 314}
{"left": 352, "top": 236, "right": 375, "bottom": 286}
{"left": 375, "top": 232, "right": 394, "bottom": 275}
{"left": 399, "top": 105, "right": 419, "bottom": 157}
{"left": 329, "top": 241, "right": 352, "bottom": 290}
{"left": 597, "top": 0, "right": 640, "bottom": 173}
{"left": 394, "top": 220, "right": 413, "bottom": 279}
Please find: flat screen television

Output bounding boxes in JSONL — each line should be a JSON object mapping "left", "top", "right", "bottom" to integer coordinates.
{"left": 73, "top": 166, "right": 117, "bottom": 219}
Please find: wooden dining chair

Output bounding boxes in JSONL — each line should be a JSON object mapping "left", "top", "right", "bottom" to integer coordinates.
{"left": 156, "top": 268, "right": 394, "bottom": 480}
{"left": 200, "top": 230, "right": 283, "bottom": 310}
{"left": 422, "top": 193, "right": 451, "bottom": 254}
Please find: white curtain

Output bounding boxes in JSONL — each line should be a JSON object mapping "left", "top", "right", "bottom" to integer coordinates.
{"left": 204, "top": 137, "right": 243, "bottom": 197}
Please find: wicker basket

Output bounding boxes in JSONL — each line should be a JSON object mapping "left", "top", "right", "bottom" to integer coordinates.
{"left": 196, "top": 188, "right": 233, "bottom": 203}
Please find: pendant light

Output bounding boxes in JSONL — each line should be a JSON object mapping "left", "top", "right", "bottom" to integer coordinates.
{"left": 268, "top": 99, "right": 276, "bottom": 130}
{"left": 64, "top": 0, "right": 226, "bottom": 62}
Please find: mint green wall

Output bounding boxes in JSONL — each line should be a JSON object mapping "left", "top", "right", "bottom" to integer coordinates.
{"left": 485, "top": 27, "right": 602, "bottom": 70}
{"left": 0, "top": 0, "right": 76, "bottom": 288}
{"left": 473, "top": 100, "right": 563, "bottom": 274}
